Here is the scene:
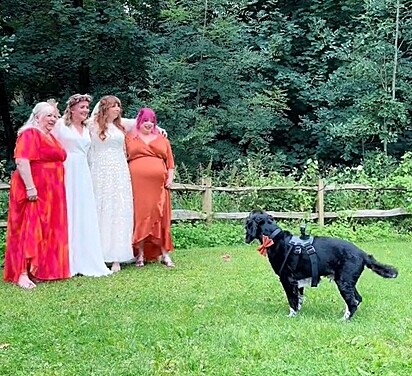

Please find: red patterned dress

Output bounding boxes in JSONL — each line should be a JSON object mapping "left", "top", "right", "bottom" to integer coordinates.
{"left": 3, "top": 128, "right": 70, "bottom": 282}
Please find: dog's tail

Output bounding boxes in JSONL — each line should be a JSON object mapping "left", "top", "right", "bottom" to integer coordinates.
{"left": 365, "top": 254, "right": 398, "bottom": 278}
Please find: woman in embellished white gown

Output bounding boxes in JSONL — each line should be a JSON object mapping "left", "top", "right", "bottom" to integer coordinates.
{"left": 52, "top": 94, "right": 112, "bottom": 277}
{"left": 88, "top": 96, "right": 168, "bottom": 272}
{"left": 88, "top": 95, "right": 135, "bottom": 272}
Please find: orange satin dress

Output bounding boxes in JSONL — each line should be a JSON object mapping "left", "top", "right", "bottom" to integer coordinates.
{"left": 3, "top": 128, "right": 70, "bottom": 283}
{"left": 126, "top": 134, "right": 174, "bottom": 261}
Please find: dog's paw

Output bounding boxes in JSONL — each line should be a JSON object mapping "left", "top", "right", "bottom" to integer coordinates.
{"left": 342, "top": 305, "right": 351, "bottom": 320}
{"left": 298, "top": 296, "right": 304, "bottom": 311}
{"left": 288, "top": 308, "right": 298, "bottom": 318}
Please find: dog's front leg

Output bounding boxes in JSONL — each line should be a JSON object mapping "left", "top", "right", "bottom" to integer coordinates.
{"left": 298, "top": 288, "right": 304, "bottom": 311}
{"left": 280, "top": 278, "right": 300, "bottom": 317}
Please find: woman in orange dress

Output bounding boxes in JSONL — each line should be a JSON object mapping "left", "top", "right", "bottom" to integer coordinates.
{"left": 3, "top": 101, "right": 70, "bottom": 289}
{"left": 125, "top": 108, "right": 175, "bottom": 268}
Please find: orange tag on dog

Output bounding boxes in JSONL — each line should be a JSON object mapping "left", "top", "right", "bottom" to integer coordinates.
{"left": 257, "top": 235, "right": 274, "bottom": 257}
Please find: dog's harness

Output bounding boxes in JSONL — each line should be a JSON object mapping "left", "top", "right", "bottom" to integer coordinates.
{"left": 284, "top": 235, "right": 319, "bottom": 287}
{"left": 258, "top": 229, "right": 320, "bottom": 287}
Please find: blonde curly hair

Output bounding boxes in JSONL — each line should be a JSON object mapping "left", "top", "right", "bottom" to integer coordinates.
{"left": 63, "top": 93, "right": 92, "bottom": 126}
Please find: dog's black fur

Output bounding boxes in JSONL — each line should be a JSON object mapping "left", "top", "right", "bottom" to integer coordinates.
{"left": 245, "top": 210, "right": 398, "bottom": 319}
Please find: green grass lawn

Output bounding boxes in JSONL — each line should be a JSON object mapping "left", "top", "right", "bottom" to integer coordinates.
{"left": 0, "top": 242, "right": 411, "bottom": 376}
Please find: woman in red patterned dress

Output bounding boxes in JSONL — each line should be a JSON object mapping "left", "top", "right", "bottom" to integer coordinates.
{"left": 3, "top": 101, "right": 70, "bottom": 289}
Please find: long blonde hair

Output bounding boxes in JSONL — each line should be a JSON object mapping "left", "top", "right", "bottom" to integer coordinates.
{"left": 94, "top": 95, "right": 124, "bottom": 140}
{"left": 62, "top": 94, "right": 92, "bottom": 127}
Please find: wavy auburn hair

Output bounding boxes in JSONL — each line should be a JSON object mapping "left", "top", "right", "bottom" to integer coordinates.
{"left": 94, "top": 95, "right": 124, "bottom": 140}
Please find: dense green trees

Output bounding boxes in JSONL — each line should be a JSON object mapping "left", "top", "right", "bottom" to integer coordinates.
{"left": 1, "top": 0, "right": 411, "bottom": 174}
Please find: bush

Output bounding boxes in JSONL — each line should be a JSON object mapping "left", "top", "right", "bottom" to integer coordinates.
{"left": 172, "top": 152, "right": 412, "bottom": 216}
{"left": 2, "top": 150, "right": 412, "bottom": 266}
{"left": 171, "top": 221, "right": 245, "bottom": 249}
{"left": 170, "top": 218, "right": 412, "bottom": 250}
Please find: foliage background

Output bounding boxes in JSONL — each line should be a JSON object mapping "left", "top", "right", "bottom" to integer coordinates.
{"left": 1, "top": 0, "right": 412, "bottom": 173}
{"left": 2, "top": 152, "right": 412, "bottom": 265}
{"left": 2, "top": 0, "right": 412, "bottom": 264}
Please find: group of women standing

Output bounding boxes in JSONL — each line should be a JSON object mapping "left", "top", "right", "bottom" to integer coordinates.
{"left": 3, "top": 94, "right": 175, "bottom": 289}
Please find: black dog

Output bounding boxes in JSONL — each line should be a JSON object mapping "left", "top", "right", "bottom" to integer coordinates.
{"left": 245, "top": 210, "right": 398, "bottom": 319}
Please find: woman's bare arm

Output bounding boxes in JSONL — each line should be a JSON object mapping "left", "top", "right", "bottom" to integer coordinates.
{"left": 121, "top": 117, "right": 168, "bottom": 136}
{"left": 15, "top": 158, "right": 37, "bottom": 199}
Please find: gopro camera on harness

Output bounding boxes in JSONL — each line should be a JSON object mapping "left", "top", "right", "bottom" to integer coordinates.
{"left": 300, "top": 222, "right": 309, "bottom": 240}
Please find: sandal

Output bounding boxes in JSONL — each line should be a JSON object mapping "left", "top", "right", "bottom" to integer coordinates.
{"left": 135, "top": 257, "right": 145, "bottom": 268}
{"left": 161, "top": 255, "right": 175, "bottom": 268}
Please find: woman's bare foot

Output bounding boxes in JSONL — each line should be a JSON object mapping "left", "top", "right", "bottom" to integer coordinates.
{"left": 17, "top": 273, "right": 36, "bottom": 289}
{"left": 111, "top": 262, "right": 121, "bottom": 272}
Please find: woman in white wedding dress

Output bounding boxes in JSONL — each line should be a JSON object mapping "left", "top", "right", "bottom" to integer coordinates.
{"left": 88, "top": 95, "right": 135, "bottom": 272}
{"left": 52, "top": 94, "right": 112, "bottom": 277}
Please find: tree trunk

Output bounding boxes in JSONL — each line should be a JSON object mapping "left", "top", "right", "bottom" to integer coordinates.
{"left": 79, "top": 64, "right": 90, "bottom": 94}
{"left": 196, "top": 0, "right": 208, "bottom": 107}
{"left": 384, "top": 0, "right": 401, "bottom": 155}
{"left": 392, "top": 0, "right": 400, "bottom": 101}
{"left": 72, "top": 0, "right": 90, "bottom": 93}
{"left": 0, "top": 71, "right": 15, "bottom": 161}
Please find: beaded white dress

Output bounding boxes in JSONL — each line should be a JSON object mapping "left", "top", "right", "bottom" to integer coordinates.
{"left": 52, "top": 119, "right": 112, "bottom": 276}
{"left": 87, "top": 120, "right": 134, "bottom": 263}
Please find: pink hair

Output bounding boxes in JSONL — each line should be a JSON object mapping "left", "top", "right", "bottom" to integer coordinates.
{"left": 135, "top": 107, "right": 158, "bottom": 134}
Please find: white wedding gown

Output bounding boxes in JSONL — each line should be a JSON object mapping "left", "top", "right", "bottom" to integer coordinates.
{"left": 52, "top": 119, "right": 112, "bottom": 277}
{"left": 87, "top": 121, "right": 134, "bottom": 263}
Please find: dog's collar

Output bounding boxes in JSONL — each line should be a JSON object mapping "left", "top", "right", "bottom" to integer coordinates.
{"left": 256, "top": 229, "right": 282, "bottom": 257}
{"left": 257, "top": 235, "right": 274, "bottom": 257}
{"left": 270, "top": 228, "right": 281, "bottom": 239}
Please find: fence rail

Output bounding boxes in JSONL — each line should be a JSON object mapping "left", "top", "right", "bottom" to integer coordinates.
{"left": 0, "top": 179, "right": 410, "bottom": 228}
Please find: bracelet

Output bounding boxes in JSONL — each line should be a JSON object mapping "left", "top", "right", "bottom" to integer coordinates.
{"left": 26, "top": 186, "right": 36, "bottom": 191}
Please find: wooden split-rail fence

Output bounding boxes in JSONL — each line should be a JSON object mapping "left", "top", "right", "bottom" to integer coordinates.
{"left": 0, "top": 178, "right": 409, "bottom": 228}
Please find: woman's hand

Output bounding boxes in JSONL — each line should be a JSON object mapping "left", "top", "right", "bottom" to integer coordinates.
{"left": 165, "top": 168, "right": 174, "bottom": 189}
{"left": 165, "top": 179, "right": 173, "bottom": 189}
{"left": 158, "top": 126, "right": 168, "bottom": 138}
{"left": 16, "top": 158, "right": 36, "bottom": 200}
{"left": 26, "top": 187, "right": 38, "bottom": 201}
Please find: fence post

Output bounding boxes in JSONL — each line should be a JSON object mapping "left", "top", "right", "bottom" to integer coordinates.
{"left": 202, "top": 177, "right": 213, "bottom": 224}
{"left": 317, "top": 178, "right": 325, "bottom": 227}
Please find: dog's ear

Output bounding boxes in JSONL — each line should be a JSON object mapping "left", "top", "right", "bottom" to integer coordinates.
{"left": 245, "top": 215, "right": 258, "bottom": 243}
{"left": 246, "top": 218, "right": 257, "bottom": 237}
{"left": 248, "top": 219, "right": 258, "bottom": 237}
